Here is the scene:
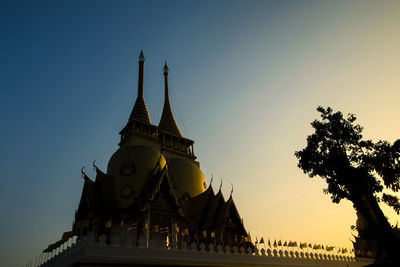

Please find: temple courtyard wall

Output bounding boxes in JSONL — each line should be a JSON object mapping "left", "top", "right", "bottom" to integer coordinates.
{"left": 29, "top": 232, "right": 373, "bottom": 267}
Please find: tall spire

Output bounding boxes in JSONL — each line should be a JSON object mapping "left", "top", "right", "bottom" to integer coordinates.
{"left": 138, "top": 50, "right": 145, "bottom": 98}
{"left": 158, "top": 62, "right": 182, "bottom": 137}
{"left": 128, "top": 51, "right": 151, "bottom": 124}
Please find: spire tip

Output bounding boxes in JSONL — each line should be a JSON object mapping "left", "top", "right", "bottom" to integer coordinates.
{"left": 163, "top": 61, "right": 169, "bottom": 73}
{"left": 139, "top": 50, "right": 145, "bottom": 61}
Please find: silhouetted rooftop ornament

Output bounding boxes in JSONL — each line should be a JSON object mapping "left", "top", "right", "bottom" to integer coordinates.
{"left": 158, "top": 61, "right": 183, "bottom": 137}
{"left": 139, "top": 50, "right": 145, "bottom": 61}
{"left": 163, "top": 61, "right": 169, "bottom": 73}
{"left": 92, "top": 160, "right": 98, "bottom": 171}
{"left": 81, "top": 166, "right": 86, "bottom": 178}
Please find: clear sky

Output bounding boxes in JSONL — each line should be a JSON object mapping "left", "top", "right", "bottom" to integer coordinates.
{"left": 1, "top": 0, "right": 400, "bottom": 266}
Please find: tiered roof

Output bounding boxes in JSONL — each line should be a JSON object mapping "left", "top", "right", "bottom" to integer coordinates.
{"left": 74, "top": 165, "right": 246, "bottom": 240}
{"left": 184, "top": 184, "right": 246, "bottom": 237}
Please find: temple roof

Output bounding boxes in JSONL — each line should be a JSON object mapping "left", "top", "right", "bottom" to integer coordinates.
{"left": 202, "top": 190, "right": 225, "bottom": 230}
{"left": 75, "top": 172, "right": 101, "bottom": 223}
{"left": 185, "top": 185, "right": 215, "bottom": 224}
{"left": 73, "top": 166, "right": 247, "bottom": 248}
{"left": 158, "top": 62, "right": 182, "bottom": 137}
{"left": 75, "top": 163, "right": 185, "bottom": 221}
{"left": 183, "top": 185, "right": 246, "bottom": 236}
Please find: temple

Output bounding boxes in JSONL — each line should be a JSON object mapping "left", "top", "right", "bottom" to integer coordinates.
{"left": 51, "top": 51, "right": 249, "bottom": 252}
{"left": 34, "top": 52, "right": 373, "bottom": 267}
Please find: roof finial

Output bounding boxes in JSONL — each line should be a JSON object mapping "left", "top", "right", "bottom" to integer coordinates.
{"left": 92, "top": 160, "right": 98, "bottom": 171}
{"left": 219, "top": 178, "right": 223, "bottom": 191}
{"left": 139, "top": 50, "right": 145, "bottom": 61}
{"left": 163, "top": 61, "right": 169, "bottom": 73}
{"left": 81, "top": 166, "right": 87, "bottom": 179}
{"left": 230, "top": 183, "right": 233, "bottom": 197}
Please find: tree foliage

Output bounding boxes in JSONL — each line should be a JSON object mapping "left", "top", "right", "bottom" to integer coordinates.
{"left": 295, "top": 106, "right": 400, "bottom": 262}
{"left": 295, "top": 106, "right": 400, "bottom": 210}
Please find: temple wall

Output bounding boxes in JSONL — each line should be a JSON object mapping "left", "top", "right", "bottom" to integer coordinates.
{"left": 28, "top": 231, "right": 374, "bottom": 267}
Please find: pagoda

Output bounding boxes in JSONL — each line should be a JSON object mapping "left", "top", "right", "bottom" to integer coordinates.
{"left": 47, "top": 51, "right": 250, "bottom": 252}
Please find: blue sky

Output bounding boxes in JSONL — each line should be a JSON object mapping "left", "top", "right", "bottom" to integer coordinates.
{"left": 1, "top": 1, "right": 400, "bottom": 266}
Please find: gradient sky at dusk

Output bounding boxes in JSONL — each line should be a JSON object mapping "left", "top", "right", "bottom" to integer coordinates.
{"left": 1, "top": 1, "right": 400, "bottom": 266}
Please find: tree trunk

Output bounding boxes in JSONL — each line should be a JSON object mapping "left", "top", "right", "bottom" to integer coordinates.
{"left": 352, "top": 191, "right": 400, "bottom": 263}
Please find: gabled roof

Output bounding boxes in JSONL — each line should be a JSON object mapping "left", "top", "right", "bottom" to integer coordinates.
{"left": 76, "top": 160, "right": 188, "bottom": 222}
{"left": 184, "top": 185, "right": 215, "bottom": 225}
{"left": 202, "top": 190, "right": 225, "bottom": 230}
{"left": 85, "top": 176, "right": 100, "bottom": 211}
{"left": 75, "top": 173, "right": 101, "bottom": 222}
{"left": 94, "top": 166, "right": 116, "bottom": 209}
{"left": 138, "top": 163, "right": 186, "bottom": 217}
{"left": 214, "top": 196, "right": 231, "bottom": 228}
{"left": 140, "top": 164, "right": 167, "bottom": 210}
{"left": 223, "top": 195, "right": 246, "bottom": 233}
{"left": 183, "top": 187, "right": 247, "bottom": 236}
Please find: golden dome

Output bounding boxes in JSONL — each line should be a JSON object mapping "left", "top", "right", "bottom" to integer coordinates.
{"left": 167, "top": 158, "right": 207, "bottom": 199}
{"left": 107, "top": 145, "right": 166, "bottom": 208}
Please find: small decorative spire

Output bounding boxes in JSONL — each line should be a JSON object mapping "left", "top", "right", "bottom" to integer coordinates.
{"left": 163, "top": 61, "right": 169, "bottom": 73}
{"left": 219, "top": 178, "right": 223, "bottom": 191}
{"left": 230, "top": 183, "right": 233, "bottom": 197}
{"left": 139, "top": 50, "right": 145, "bottom": 61}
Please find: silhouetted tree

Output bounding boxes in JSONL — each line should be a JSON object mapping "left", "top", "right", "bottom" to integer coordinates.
{"left": 295, "top": 106, "right": 400, "bottom": 264}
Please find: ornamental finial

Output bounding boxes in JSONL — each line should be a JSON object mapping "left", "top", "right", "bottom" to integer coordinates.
{"left": 139, "top": 50, "right": 145, "bottom": 61}
{"left": 163, "top": 61, "right": 169, "bottom": 74}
